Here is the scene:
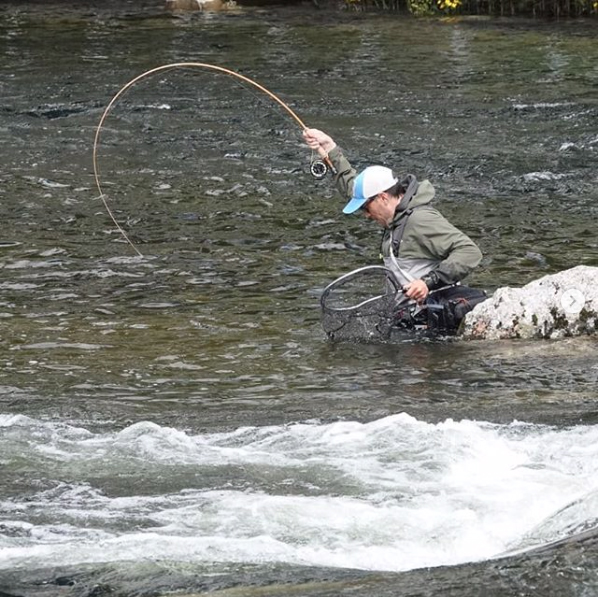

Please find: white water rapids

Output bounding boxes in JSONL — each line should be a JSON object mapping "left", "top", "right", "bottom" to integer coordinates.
{"left": 1, "top": 413, "right": 597, "bottom": 574}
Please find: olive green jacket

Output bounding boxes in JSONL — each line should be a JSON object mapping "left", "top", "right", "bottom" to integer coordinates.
{"left": 327, "top": 146, "right": 482, "bottom": 287}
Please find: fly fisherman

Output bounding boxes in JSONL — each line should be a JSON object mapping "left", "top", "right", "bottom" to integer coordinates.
{"left": 304, "top": 128, "right": 487, "bottom": 334}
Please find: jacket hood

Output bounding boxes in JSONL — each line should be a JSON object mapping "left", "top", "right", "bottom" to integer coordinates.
{"left": 399, "top": 179, "right": 435, "bottom": 211}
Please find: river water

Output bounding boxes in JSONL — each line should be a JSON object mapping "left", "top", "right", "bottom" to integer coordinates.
{"left": 1, "top": 2, "right": 597, "bottom": 595}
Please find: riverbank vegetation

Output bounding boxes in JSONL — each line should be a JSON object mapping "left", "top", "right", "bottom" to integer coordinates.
{"left": 340, "top": 0, "right": 597, "bottom": 16}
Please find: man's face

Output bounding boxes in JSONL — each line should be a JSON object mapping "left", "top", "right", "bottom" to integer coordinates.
{"left": 361, "top": 192, "right": 399, "bottom": 228}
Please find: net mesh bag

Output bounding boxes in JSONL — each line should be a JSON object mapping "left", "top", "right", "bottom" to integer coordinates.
{"left": 320, "top": 266, "right": 407, "bottom": 342}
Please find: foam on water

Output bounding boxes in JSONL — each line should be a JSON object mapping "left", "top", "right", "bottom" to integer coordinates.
{"left": 1, "top": 414, "right": 597, "bottom": 573}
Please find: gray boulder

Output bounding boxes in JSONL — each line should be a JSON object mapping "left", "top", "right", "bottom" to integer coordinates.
{"left": 461, "top": 265, "right": 598, "bottom": 340}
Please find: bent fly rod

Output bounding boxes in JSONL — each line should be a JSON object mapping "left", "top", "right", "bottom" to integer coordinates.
{"left": 92, "top": 62, "right": 335, "bottom": 256}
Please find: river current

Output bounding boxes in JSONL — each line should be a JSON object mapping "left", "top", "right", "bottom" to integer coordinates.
{"left": 0, "top": 2, "right": 597, "bottom": 596}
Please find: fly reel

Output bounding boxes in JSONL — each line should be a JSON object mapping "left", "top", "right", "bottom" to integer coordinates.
{"left": 310, "top": 159, "right": 329, "bottom": 180}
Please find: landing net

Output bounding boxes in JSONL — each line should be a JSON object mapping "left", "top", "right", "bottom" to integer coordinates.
{"left": 320, "top": 266, "right": 408, "bottom": 342}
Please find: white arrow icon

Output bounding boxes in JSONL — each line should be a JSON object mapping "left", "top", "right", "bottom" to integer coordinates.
{"left": 560, "top": 288, "right": 585, "bottom": 314}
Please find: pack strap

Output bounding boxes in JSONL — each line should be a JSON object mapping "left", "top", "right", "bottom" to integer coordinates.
{"left": 390, "top": 174, "right": 421, "bottom": 257}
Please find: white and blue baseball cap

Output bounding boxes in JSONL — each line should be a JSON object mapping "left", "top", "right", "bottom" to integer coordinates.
{"left": 342, "top": 166, "right": 398, "bottom": 214}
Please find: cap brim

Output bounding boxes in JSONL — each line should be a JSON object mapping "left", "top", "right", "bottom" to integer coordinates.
{"left": 342, "top": 196, "right": 367, "bottom": 214}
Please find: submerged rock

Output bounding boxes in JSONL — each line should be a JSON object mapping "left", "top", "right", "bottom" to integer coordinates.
{"left": 165, "top": 0, "right": 237, "bottom": 11}
{"left": 462, "top": 265, "right": 598, "bottom": 340}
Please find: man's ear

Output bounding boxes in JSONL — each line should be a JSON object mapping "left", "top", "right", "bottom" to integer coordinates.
{"left": 384, "top": 192, "right": 399, "bottom": 205}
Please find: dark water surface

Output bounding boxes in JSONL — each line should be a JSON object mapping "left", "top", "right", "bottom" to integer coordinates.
{"left": 1, "top": 2, "right": 598, "bottom": 596}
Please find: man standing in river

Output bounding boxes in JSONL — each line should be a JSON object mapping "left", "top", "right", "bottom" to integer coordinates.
{"left": 303, "top": 128, "right": 486, "bottom": 333}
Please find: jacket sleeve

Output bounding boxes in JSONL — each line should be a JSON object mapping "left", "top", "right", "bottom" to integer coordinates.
{"left": 412, "top": 208, "right": 482, "bottom": 285}
{"left": 327, "top": 146, "right": 356, "bottom": 201}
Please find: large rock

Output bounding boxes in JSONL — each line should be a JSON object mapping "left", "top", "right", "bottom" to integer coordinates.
{"left": 461, "top": 265, "right": 598, "bottom": 340}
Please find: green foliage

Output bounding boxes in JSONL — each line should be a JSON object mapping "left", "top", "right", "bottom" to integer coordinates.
{"left": 408, "top": 0, "right": 436, "bottom": 15}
